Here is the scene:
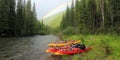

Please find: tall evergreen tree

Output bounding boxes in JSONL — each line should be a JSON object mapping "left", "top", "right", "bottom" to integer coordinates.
{"left": 78, "top": 0, "right": 87, "bottom": 34}
{"left": 16, "top": 0, "right": 24, "bottom": 36}
{"left": 66, "top": 6, "right": 71, "bottom": 27}
{"left": 0, "top": 0, "right": 2, "bottom": 35}
{"left": 85, "top": 0, "right": 97, "bottom": 34}
{"left": 60, "top": 6, "right": 71, "bottom": 30}
{"left": 75, "top": 0, "right": 81, "bottom": 33}
{"left": 0, "top": 0, "right": 9, "bottom": 36}
{"left": 26, "top": 0, "right": 32, "bottom": 34}
{"left": 22, "top": 0, "right": 27, "bottom": 35}
{"left": 71, "top": 0, "right": 75, "bottom": 27}
{"left": 31, "top": 3, "right": 38, "bottom": 34}
{"left": 60, "top": 14, "right": 66, "bottom": 29}
{"left": 113, "top": 0, "right": 120, "bottom": 35}
{"left": 32, "top": 3, "right": 37, "bottom": 20}
{"left": 8, "top": 0, "right": 16, "bottom": 36}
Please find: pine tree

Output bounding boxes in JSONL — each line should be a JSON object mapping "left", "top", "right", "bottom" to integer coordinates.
{"left": 66, "top": 6, "right": 71, "bottom": 27}
{"left": 0, "top": 0, "right": 2, "bottom": 35}
{"left": 71, "top": 0, "right": 75, "bottom": 27}
{"left": 75, "top": 0, "right": 81, "bottom": 33}
{"left": 0, "top": 0, "right": 9, "bottom": 36}
{"left": 32, "top": 3, "right": 37, "bottom": 21}
{"left": 31, "top": 3, "right": 38, "bottom": 34}
{"left": 8, "top": 0, "right": 16, "bottom": 36}
{"left": 16, "top": 0, "right": 24, "bottom": 36}
{"left": 113, "top": 0, "right": 120, "bottom": 35}
{"left": 86, "top": 0, "right": 97, "bottom": 34}
{"left": 60, "top": 6, "right": 71, "bottom": 30}
{"left": 26, "top": 0, "right": 32, "bottom": 34}
{"left": 22, "top": 0, "right": 27, "bottom": 35}
{"left": 60, "top": 14, "right": 66, "bottom": 29}
{"left": 78, "top": 0, "right": 87, "bottom": 34}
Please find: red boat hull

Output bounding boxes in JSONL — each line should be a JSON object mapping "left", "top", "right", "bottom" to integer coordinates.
{"left": 55, "top": 47, "right": 92, "bottom": 55}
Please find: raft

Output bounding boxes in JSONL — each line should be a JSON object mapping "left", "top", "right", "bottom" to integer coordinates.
{"left": 55, "top": 47, "right": 92, "bottom": 55}
{"left": 48, "top": 40, "right": 81, "bottom": 47}
{"left": 46, "top": 47, "right": 92, "bottom": 55}
{"left": 45, "top": 46, "right": 71, "bottom": 53}
{"left": 46, "top": 47, "right": 59, "bottom": 53}
{"left": 46, "top": 40, "right": 92, "bottom": 56}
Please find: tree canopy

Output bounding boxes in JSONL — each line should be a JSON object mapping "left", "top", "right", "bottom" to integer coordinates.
{"left": 0, "top": 0, "right": 48, "bottom": 37}
{"left": 60, "top": 0, "right": 120, "bottom": 35}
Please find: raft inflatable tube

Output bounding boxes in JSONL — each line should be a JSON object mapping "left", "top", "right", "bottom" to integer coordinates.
{"left": 45, "top": 48, "right": 59, "bottom": 53}
{"left": 48, "top": 40, "right": 81, "bottom": 47}
{"left": 55, "top": 47, "right": 92, "bottom": 55}
{"left": 46, "top": 46, "right": 71, "bottom": 53}
{"left": 48, "top": 43, "right": 66, "bottom": 47}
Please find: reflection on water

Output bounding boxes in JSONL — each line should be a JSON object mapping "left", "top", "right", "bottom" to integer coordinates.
{"left": 0, "top": 35, "right": 58, "bottom": 60}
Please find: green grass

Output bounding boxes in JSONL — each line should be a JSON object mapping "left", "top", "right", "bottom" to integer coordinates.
{"left": 42, "top": 12, "right": 64, "bottom": 28}
{"left": 62, "top": 34, "right": 120, "bottom": 60}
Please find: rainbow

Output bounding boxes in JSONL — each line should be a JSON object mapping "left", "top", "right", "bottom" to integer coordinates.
{"left": 43, "top": 1, "right": 72, "bottom": 19}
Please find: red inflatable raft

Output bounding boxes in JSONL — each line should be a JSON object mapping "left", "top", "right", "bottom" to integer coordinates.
{"left": 46, "top": 46, "right": 71, "bottom": 53}
{"left": 46, "top": 48, "right": 59, "bottom": 53}
{"left": 55, "top": 47, "right": 92, "bottom": 55}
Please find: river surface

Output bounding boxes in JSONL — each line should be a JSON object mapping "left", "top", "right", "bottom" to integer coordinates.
{"left": 0, "top": 35, "right": 59, "bottom": 60}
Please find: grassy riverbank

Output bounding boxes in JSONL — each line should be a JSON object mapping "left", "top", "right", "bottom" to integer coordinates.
{"left": 62, "top": 34, "right": 120, "bottom": 60}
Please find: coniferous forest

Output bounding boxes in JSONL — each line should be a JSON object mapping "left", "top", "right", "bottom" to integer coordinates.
{"left": 57, "top": 0, "right": 120, "bottom": 59}
{"left": 0, "top": 0, "right": 48, "bottom": 37}
{"left": 60, "top": 0, "right": 120, "bottom": 35}
{"left": 0, "top": 0, "right": 120, "bottom": 60}
{"left": 0, "top": 0, "right": 120, "bottom": 37}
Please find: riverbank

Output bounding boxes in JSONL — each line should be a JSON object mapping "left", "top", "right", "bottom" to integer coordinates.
{"left": 61, "top": 34, "right": 120, "bottom": 60}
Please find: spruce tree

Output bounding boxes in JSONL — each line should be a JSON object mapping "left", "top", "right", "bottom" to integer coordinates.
{"left": 31, "top": 3, "right": 38, "bottom": 34}
{"left": 8, "top": 0, "right": 16, "bottom": 36}
{"left": 71, "top": 0, "right": 75, "bottom": 27}
{"left": 0, "top": 0, "right": 9, "bottom": 36}
{"left": 16, "top": 0, "right": 24, "bottom": 36}
{"left": 0, "top": 0, "right": 1, "bottom": 35}
{"left": 22, "top": 0, "right": 27, "bottom": 35}
{"left": 32, "top": 3, "right": 37, "bottom": 21}
{"left": 26, "top": 0, "right": 32, "bottom": 34}
{"left": 60, "top": 14, "right": 66, "bottom": 29}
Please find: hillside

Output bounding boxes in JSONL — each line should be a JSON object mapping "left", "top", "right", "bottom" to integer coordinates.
{"left": 42, "top": 12, "right": 64, "bottom": 28}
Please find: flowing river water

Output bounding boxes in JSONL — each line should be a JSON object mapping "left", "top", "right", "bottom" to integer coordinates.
{"left": 0, "top": 35, "right": 59, "bottom": 60}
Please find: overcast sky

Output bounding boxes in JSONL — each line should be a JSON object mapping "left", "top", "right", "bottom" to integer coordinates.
{"left": 31, "top": 0, "right": 72, "bottom": 19}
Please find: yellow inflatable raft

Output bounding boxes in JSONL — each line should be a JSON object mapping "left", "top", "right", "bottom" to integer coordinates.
{"left": 48, "top": 40, "right": 81, "bottom": 47}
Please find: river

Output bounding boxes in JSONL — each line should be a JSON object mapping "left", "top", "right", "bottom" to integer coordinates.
{"left": 0, "top": 35, "right": 59, "bottom": 60}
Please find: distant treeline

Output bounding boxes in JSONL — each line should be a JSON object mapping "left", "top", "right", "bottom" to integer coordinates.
{"left": 60, "top": 0, "right": 120, "bottom": 35}
{"left": 0, "top": 0, "right": 48, "bottom": 37}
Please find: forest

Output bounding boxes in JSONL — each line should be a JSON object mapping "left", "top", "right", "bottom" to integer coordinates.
{"left": 0, "top": 0, "right": 48, "bottom": 37}
{"left": 60, "top": 0, "right": 120, "bottom": 35}
{"left": 0, "top": 0, "right": 120, "bottom": 60}
{"left": 1, "top": 0, "right": 120, "bottom": 37}
{"left": 58, "top": 0, "right": 120, "bottom": 59}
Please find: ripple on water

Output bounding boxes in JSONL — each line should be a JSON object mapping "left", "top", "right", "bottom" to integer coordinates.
{"left": 0, "top": 35, "right": 59, "bottom": 60}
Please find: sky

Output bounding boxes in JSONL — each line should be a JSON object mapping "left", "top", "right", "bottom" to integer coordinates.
{"left": 31, "top": 0, "right": 72, "bottom": 19}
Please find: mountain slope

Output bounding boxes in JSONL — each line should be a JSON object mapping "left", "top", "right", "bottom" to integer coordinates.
{"left": 42, "top": 12, "right": 64, "bottom": 28}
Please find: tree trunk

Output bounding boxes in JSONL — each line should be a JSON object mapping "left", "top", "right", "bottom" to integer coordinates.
{"left": 110, "top": 0, "right": 114, "bottom": 27}
{"left": 100, "top": 0, "right": 105, "bottom": 33}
